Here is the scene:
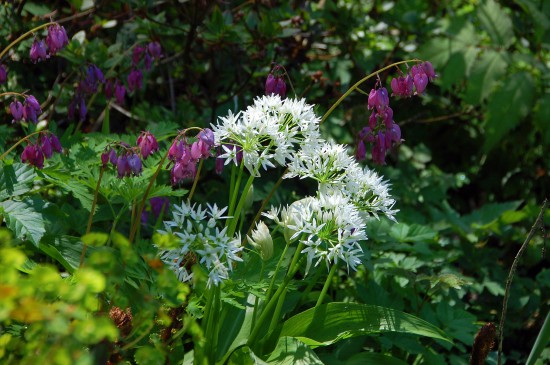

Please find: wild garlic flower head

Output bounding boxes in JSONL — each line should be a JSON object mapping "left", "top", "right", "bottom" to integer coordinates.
{"left": 247, "top": 221, "right": 273, "bottom": 261}
{"left": 342, "top": 165, "right": 398, "bottom": 221}
{"left": 212, "top": 95, "right": 322, "bottom": 176}
{"left": 285, "top": 142, "right": 354, "bottom": 185}
{"left": 284, "top": 140, "right": 398, "bottom": 222}
{"left": 157, "top": 201, "right": 243, "bottom": 287}
{"left": 264, "top": 191, "right": 366, "bottom": 274}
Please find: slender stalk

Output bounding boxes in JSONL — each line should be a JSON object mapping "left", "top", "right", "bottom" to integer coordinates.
{"left": 128, "top": 150, "right": 169, "bottom": 243}
{"left": 248, "top": 243, "right": 304, "bottom": 348}
{"left": 80, "top": 166, "right": 105, "bottom": 267}
{"left": 0, "top": 131, "right": 42, "bottom": 161}
{"left": 0, "top": 91, "right": 27, "bottom": 99}
{"left": 228, "top": 161, "right": 245, "bottom": 218}
{"left": 246, "top": 171, "right": 284, "bottom": 240}
{"left": 267, "top": 285, "right": 288, "bottom": 335}
{"left": 0, "top": 22, "right": 56, "bottom": 60}
{"left": 188, "top": 159, "right": 204, "bottom": 201}
{"left": 227, "top": 173, "right": 255, "bottom": 237}
{"left": 316, "top": 264, "right": 338, "bottom": 307}
{"left": 320, "top": 59, "right": 421, "bottom": 124}
{"left": 498, "top": 199, "right": 548, "bottom": 365}
{"left": 264, "top": 241, "right": 290, "bottom": 305}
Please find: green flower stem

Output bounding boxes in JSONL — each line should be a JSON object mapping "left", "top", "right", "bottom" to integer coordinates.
{"left": 297, "top": 267, "right": 323, "bottom": 307}
{"left": 203, "top": 285, "right": 221, "bottom": 364}
{"left": 315, "top": 263, "right": 338, "bottom": 307}
{"left": 188, "top": 158, "right": 204, "bottom": 201}
{"left": 267, "top": 283, "right": 288, "bottom": 335}
{"left": 128, "top": 149, "right": 169, "bottom": 244}
{"left": 227, "top": 173, "right": 255, "bottom": 237}
{"left": 228, "top": 161, "right": 244, "bottom": 219}
{"left": 0, "top": 22, "right": 56, "bottom": 60}
{"left": 248, "top": 242, "right": 304, "bottom": 349}
{"left": 251, "top": 262, "right": 266, "bottom": 330}
{"left": 80, "top": 166, "right": 105, "bottom": 267}
{"left": 246, "top": 171, "right": 284, "bottom": 240}
{"left": 320, "top": 59, "right": 421, "bottom": 125}
{"left": 0, "top": 130, "right": 42, "bottom": 161}
{"left": 264, "top": 241, "right": 290, "bottom": 306}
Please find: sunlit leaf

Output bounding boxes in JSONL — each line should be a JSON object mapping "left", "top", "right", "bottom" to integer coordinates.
{"left": 265, "top": 337, "right": 323, "bottom": 364}
{"left": 0, "top": 198, "right": 47, "bottom": 247}
{"left": 278, "top": 303, "right": 452, "bottom": 347}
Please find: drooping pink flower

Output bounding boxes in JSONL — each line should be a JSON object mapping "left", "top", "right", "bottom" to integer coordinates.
{"left": 30, "top": 39, "right": 48, "bottom": 63}
{"left": 10, "top": 100, "right": 24, "bottom": 123}
{"left": 23, "top": 95, "right": 42, "bottom": 123}
{"left": 46, "top": 23, "right": 69, "bottom": 55}
{"left": 137, "top": 131, "right": 159, "bottom": 159}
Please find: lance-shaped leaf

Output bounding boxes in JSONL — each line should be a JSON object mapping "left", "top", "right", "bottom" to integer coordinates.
{"left": 279, "top": 303, "right": 452, "bottom": 347}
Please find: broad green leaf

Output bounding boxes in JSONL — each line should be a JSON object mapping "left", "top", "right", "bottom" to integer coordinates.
{"left": 343, "top": 352, "right": 408, "bottom": 365}
{"left": 390, "top": 223, "right": 437, "bottom": 243}
{"left": 440, "top": 48, "right": 479, "bottom": 90}
{"left": 0, "top": 198, "right": 46, "bottom": 247}
{"left": 464, "top": 50, "right": 508, "bottom": 105}
{"left": 40, "top": 235, "right": 91, "bottom": 272}
{"left": 227, "top": 346, "right": 267, "bottom": 365}
{"left": 218, "top": 295, "right": 255, "bottom": 363}
{"left": 418, "top": 37, "right": 452, "bottom": 69}
{"left": 477, "top": 0, "right": 514, "bottom": 47}
{"left": 461, "top": 200, "right": 522, "bottom": 227}
{"left": 483, "top": 72, "right": 535, "bottom": 152}
{"left": 279, "top": 303, "right": 452, "bottom": 347}
{"left": 0, "top": 163, "right": 37, "bottom": 201}
{"left": 515, "top": 0, "right": 550, "bottom": 44}
{"left": 265, "top": 337, "right": 323, "bottom": 365}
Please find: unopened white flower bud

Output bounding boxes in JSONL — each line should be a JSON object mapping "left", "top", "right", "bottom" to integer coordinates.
{"left": 247, "top": 221, "right": 273, "bottom": 261}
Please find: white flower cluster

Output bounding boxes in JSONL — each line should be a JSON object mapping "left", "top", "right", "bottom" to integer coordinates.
{"left": 285, "top": 141, "right": 398, "bottom": 221}
{"left": 264, "top": 190, "right": 366, "bottom": 274}
{"left": 212, "top": 95, "right": 322, "bottom": 176}
{"left": 157, "top": 202, "right": 243, "bottom": 287}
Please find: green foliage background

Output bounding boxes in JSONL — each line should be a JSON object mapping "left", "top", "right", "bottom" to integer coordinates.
{"left": 0, "top": 0, "right": 549, "bottom": 364}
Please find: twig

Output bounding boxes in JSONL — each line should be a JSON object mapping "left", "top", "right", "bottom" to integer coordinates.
{"left": 498, "top": 198, "right": 548, "bottom": 365}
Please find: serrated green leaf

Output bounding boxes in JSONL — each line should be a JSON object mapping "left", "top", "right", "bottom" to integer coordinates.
{"left": 483, "top": 72, "right": 535, "bottom": 152}
{"left": 278, "top": 303, "right": 452, "bottom": 347}
{"left": 0, "top": 198, "right": 47, "bottom": 247}
{"left": 418, "top": 37, "right": 451, "bottom": 69}
{"left": 464, "top": 50, "right": 508, "bottom": 105}
{"left": 266, "top": 337, "right": 323, "bottom": 365}
{"left": 440, "top": 48, "right": 479, "bottom": 90}
{"left": 0, "top": 163, "right": 37, "bottom": 201}
{"left": 477, "top": 0, "right": 514, "bottom": 47}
